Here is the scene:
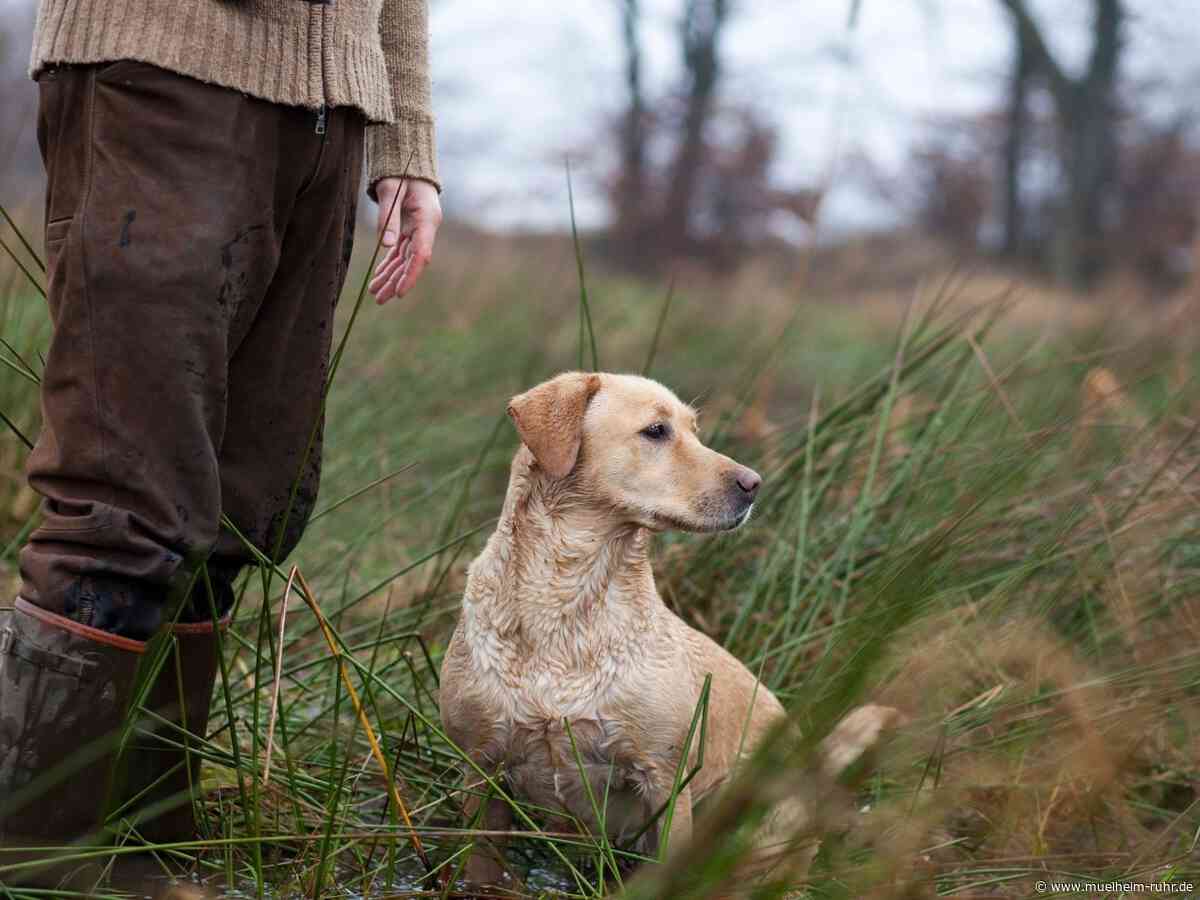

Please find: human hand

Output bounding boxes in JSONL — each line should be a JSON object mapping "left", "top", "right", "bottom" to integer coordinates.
{"left": 369, "top": 177, "right": 442, "bottom": 304}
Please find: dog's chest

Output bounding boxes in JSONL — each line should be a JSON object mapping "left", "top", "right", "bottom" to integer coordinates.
{"left": 476, "top": 624, "right": 650, "bottom": 731}
{"left": 464, "top": 636, "right": 667, "bottom": 843}
{"left": 459, "top": 597, "right": 676, "bottom": 816}
{"left": 460, "top": 586, "right": 659, "bottom": 717}
{"left": 503, "top": 713, "right": 661, "bottom": 846}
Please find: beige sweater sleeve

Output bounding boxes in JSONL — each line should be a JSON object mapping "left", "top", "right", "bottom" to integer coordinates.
{"left": 367, "top": 0, "right": 440, "bottom": 195}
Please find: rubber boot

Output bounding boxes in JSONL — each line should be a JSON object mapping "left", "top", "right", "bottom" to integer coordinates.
{"left": 118, "top": 615, "right": 228, "bottom": 844}
{"left": 0, "top": 597, "right": 146, "bottom": 887}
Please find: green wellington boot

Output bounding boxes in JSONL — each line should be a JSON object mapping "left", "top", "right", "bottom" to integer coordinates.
{"left": 0, "top": 597, "right": 146, "bottom": 888}
{"left": 118, "top": 615, "right": 228, "bottom": 844}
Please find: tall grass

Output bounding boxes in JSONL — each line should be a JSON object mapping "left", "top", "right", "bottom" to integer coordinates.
{"left": 1, "top": 206, "right": 1198, "bottom": 898}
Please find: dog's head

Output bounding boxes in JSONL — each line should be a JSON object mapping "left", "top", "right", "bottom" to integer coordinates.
{"left": 507, "top": 372, "right": 761, "bottom": 533}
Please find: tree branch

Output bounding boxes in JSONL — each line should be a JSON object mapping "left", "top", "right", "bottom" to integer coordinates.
{"left": 997, "top": 0, "right": 1075, "bottom": 108}
{"left": 1084, "top": 0, "right": 1122, "bottom": 97}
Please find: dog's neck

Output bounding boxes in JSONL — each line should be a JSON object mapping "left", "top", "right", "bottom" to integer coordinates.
{"left": 467, "top": 449, "right": 660, "bottom": 641}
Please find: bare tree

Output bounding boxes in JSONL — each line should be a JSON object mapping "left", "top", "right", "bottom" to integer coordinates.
{"left": 612, "top": 0, "right": 650, "bottom": 261}
{"left": 1000, "top": 23, "right": 1031, "bottom": 259}
{"left": 999, "top": 0, "right": 1124, "bottom": 289}
{"left": 910, "top": 127, "right": 991, "bottom": 251}
{"left": 605, "top": 0, "right": 813, "bottom": 268}
{"left": 661, "top": 0, "right": 730, "bottom": 252}
{"left": 1114, "top": 119, "right": 1200, "bottom": 287}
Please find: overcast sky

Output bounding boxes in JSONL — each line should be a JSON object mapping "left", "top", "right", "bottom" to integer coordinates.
{"left": 429, "top": 0, "right": 1200, "bottom": 233}
{"left": 2, "top": 0, "right": 1197, "bottom": 234}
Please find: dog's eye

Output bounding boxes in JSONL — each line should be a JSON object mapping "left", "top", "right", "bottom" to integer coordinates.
{"left": 640, "top": 422, "right": 670, "bottom": 441}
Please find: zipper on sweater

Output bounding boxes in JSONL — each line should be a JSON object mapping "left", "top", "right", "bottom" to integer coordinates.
{"left": 309, "top": 0, "right": 330, "bottom": 135}
{"left": 318, "top": 0, "right": 330, "bottom": 135}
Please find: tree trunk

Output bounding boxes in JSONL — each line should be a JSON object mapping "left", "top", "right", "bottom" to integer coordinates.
{"left": 998, "top": 0, "right": 1124, "bottom": 290}
{"left": 661, "top": 0, "right": 728, "bottom": 253}
{"left": 614, "top": 0, "right": 648, "bottom": 258}
{"left": 1001, "top": 25, "right": 1030, "bottom": 258}
{"left": 1054, "top": 104, "right": 1089, "bottom": 287}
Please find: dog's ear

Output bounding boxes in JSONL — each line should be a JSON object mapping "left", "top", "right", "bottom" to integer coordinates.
{"left": 507, "top": 372, "right": 602, "bottom": 479}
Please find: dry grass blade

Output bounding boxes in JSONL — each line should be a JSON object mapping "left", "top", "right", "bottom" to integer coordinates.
{"left": 262, "top": 564, "right": 297, "bottom": 785}
{"left": 967, "top": 330, "right": 1027, "bottom": 441}
{"left": 292, "top": 566, "right": 433, "bottom": 877}
{"left": 0, "top": 202, "right": 44, "bottom": 273}
{"left": 0, "top": 235, "right": 45, "bottom": 299}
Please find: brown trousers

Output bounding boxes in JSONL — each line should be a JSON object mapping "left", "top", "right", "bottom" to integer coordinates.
{"left": 19, "top": 62, "right": 363, "bottom": 637}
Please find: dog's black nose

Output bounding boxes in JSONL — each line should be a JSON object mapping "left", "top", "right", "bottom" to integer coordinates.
{"left": 733, "top": 465, "right": 761, "bottom": 498}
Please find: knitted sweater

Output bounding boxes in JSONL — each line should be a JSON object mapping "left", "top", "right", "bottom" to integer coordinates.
{"left": 29, "top": 0, "right": 439, "bottom": 190}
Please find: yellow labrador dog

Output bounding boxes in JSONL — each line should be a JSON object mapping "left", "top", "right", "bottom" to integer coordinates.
{"left": 439, "top": 372, "right": 898, "bottom": 884}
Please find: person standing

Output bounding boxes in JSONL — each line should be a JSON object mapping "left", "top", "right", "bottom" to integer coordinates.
{"left": 0, "top": 0, "right": 442, "bottom": 879}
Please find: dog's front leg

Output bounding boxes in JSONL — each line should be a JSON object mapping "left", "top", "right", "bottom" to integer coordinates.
{"left": 461, "top": 775, "right": 516, "bottom": 886}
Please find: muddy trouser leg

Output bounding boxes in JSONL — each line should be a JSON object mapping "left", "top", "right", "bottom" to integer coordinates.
{"left": 128, "top": 97, "right": 364, "bottom": 844}
{"left": 3, "top": 60, "right": 363, "bottom": 860}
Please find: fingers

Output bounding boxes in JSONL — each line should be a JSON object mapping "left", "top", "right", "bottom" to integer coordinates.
{"left": 390, "top": 220, "right": 436, "bottom": 300}
{"left": 368, "top": 239, "right": 412, "bottom": 304}
{"left": 369, "top": 213, "right": 438, "bottom": 305}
